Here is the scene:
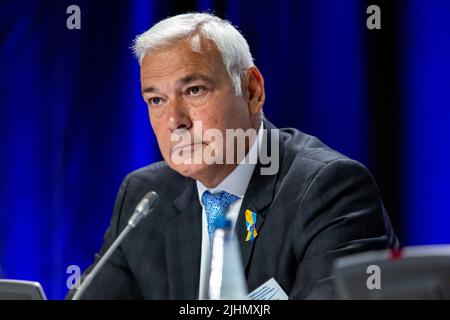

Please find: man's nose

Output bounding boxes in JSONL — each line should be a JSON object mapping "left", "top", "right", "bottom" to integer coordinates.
{"left": 167, "top": 97, "right": 192, "bottom": 132}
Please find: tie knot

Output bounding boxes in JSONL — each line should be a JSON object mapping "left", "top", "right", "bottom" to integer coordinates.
{"left": 202, "top": 191, "right": 239, "bottom": 241}
{"left": 202, "top": 191, "right": 239, "bottom": 211}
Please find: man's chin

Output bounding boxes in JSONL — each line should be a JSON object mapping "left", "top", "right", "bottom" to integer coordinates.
{"left": 168, "top": 162, "right": 212, "bottom": 180}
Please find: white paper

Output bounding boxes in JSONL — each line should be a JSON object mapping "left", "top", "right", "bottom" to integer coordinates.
{"left": 247, "top": 278, "right": 288, "bottom": 300}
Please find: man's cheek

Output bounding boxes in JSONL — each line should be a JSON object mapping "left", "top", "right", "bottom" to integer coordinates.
{"left": 154, "top": 132, "right": 168, "bottom": 156}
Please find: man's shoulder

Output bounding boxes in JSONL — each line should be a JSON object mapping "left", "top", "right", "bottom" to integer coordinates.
{"left": 122, "top": 161, "right": 188, "bottom": 194}
{"left": 277, "top": 126, "right": 372, "bottom": 184}
{"left": 280, "top": 127, "right": 350, "bottom": 166}
{"left": 128, "top": 160, "right": 174, "bottom": 178}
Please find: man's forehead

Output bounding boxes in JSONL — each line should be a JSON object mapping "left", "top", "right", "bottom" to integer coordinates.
{"left": 140, "top": 38, "right": 227, "bottom": 90}
{"left": 141, "top": 35, "right": 219, "bottom": 66}
{"left": 140, "top": 60, "right": 217, "bottom": 85}
{"left": 141, "top": 73, "right": 216, "bottom": 93}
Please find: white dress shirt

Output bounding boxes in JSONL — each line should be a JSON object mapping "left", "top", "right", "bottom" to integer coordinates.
{"left": 196, "top": 120, "right": 263, "bottom": 299}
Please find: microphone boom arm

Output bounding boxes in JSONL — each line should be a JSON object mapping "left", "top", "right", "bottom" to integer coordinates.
{"left": 71, "top": 191, "right": 159, "bottom": 300}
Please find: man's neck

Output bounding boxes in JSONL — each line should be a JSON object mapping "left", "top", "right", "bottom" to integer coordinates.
{"left": 195, "top": 163, "right": 239, "bottom": 189}
{"left": 196, "top": 118, "right": 263, "bottom": 189}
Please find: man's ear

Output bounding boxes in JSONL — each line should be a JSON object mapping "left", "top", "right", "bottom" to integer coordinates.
{"left": 244, "top": 66, "right": 265, "bottom": 115}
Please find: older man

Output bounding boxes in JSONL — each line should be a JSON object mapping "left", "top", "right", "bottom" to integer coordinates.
{"left": 67, "top": 12, "right": 398, "bottom": 300}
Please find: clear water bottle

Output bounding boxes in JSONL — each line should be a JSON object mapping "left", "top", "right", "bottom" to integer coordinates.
{"left": 207, "top": 216, "right": 248, "bottom": 300}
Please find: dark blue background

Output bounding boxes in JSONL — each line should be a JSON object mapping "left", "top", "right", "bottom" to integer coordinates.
{"left": 1, "top": 0, "right": 449, "bottom": 299}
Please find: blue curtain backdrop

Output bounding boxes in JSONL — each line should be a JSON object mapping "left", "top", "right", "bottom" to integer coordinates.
{"left": 0, "top": 0, "right": 449, "bottom": 299}
{"left": 399, "top": 2, "right": 450, "bottom": 245}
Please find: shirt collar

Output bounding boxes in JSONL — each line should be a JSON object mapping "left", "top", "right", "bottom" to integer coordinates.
{"left": 197, "top": 120, "right": 264, "bottom": 203}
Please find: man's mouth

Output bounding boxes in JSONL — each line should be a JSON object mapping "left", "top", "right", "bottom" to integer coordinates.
{"left": 171, "top": 142, "right": 206, "bottom": 155}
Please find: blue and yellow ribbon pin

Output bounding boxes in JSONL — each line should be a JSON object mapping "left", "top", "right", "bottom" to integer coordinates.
{"left": 245, "top": 209, "right": 258, "bottom": 241}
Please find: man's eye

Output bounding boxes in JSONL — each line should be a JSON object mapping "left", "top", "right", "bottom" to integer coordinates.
{"left": 148, "top": 97, "right": 162, "bottom": 106}
{"left": 188, "top": 86, "right": 205, "bottom": 96}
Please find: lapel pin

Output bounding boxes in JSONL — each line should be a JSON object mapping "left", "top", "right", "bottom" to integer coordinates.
{"left": 245, "top": 209, "right": 258, "bottom": 241}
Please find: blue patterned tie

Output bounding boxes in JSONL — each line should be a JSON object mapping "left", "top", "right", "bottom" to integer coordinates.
{"left": 202, "top": 190, "right": 240, "bottom": 241}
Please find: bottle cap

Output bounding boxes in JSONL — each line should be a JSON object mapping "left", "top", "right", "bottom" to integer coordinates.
{"left": 214, "top": 216, "right": 232, "bottom": 230}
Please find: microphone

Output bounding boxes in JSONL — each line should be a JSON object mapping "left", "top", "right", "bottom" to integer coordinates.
{"left": 71, "top": 191, "right": 159, "bottom": 300}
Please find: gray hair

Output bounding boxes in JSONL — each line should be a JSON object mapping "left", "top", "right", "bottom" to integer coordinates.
{"left": 132, "top": 12, "right": 254, "bottom": 96}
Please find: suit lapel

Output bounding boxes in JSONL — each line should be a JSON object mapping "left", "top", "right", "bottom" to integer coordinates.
{"left": 166, "top": 178, "right": 202, "bottom": 299}
{"left": 236, "top": 121, "right": 282, "bottom": 271}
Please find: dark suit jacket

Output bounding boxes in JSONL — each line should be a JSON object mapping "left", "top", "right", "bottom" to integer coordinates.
{"left": 67, "top": 120, "right": 398, "bottom": 299}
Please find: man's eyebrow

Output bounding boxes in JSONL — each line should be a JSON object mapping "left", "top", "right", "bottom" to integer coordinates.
{"left": 141, "top": 74, "right": 214, "bottom": 94}
{"left": 177, "top": 74, "right": 214, "bottom": 85}
{"left": 142, "top": 86, "right": 158, "bottom": 94}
